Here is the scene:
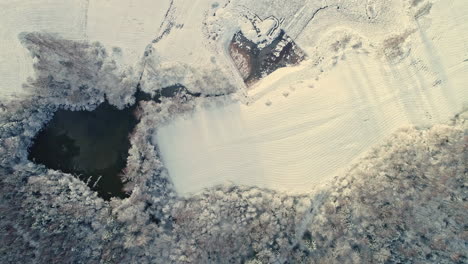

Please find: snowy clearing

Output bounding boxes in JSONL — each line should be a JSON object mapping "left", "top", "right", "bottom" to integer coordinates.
{"left": 154, "top": 0, "right": 468, "bottom": 195}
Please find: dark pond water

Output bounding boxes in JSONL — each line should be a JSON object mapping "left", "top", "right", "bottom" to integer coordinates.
{"left": 28, "top": 99, "right": 140, "bottom": 200}
{"left": 27, "top": 87, "right": 216, "bottom": 200}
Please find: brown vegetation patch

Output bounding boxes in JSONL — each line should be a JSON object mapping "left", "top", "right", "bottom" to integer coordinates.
{"left": 229, "top": 30, "right": 307, "bottom": 87}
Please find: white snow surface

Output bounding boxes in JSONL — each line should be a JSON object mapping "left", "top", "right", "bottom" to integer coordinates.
{"left": 0, "top": 0, "right": 87, "bottom": 99}
{"left": 0, "top": 0, "right": 170, "bottom": 99}
{"left": 155, "top": 0, "right": 468, "bottom": 195}
{"left": 86, "top": 0, "right": 171, "bottom": 67}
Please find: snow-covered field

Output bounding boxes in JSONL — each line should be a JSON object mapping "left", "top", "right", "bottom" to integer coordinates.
{"left": 154, "top": 0, "right": 468, "bottom": 195}
{"left": 0, "top": 0, "right": 87, "bottom": 99}
{"left": 86, "top": 0, "right": 171, "bottom": 67}
{"left": 0, "top": 0, "right": 170, "bottom": 99}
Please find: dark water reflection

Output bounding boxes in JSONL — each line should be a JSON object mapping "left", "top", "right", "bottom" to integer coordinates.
{"left": 28, "top": 100, "right": 139, "bottom": 200}
{"left": 28, "top": 86, "right": 222, "bottom": 200}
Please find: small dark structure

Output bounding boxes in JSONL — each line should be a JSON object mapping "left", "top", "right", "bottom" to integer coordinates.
{"left": 229, "top": 30, "right": 307, "bottom": 86}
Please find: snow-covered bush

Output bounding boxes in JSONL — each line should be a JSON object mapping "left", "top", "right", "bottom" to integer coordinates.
{"left": 20, "top": 32, "right": 138, "bottom": 110}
